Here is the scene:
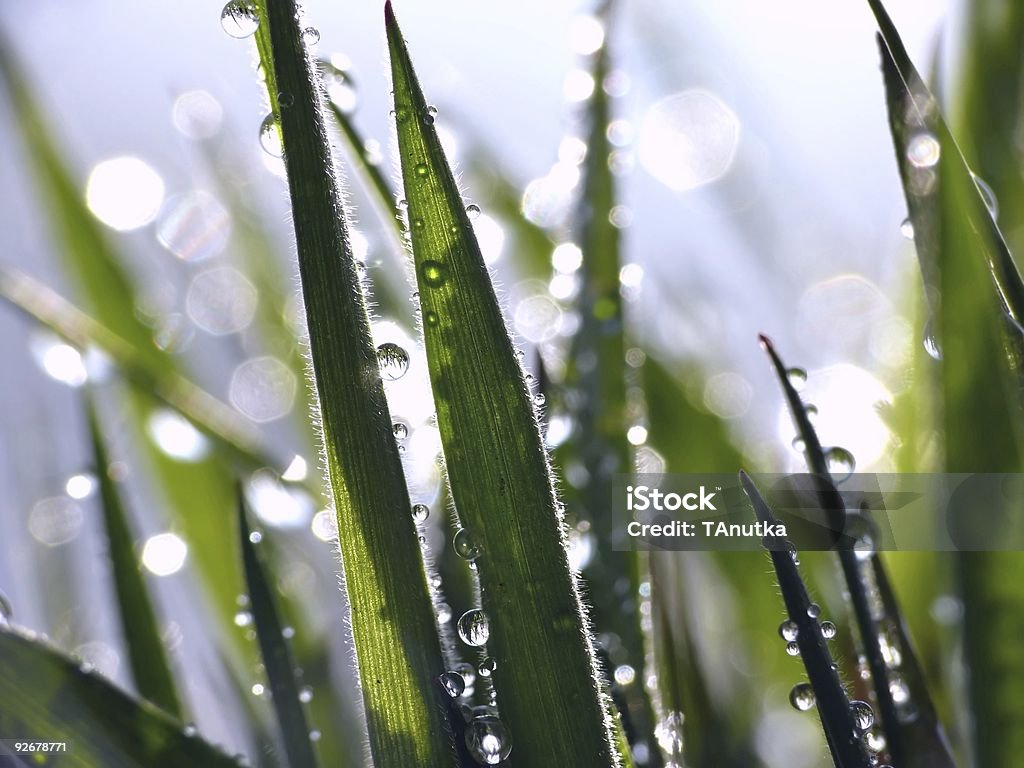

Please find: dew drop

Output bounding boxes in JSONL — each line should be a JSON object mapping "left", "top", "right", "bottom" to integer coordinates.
{"left": 850, "top": 700, "right": 875, "bottom": 732}
{"left": 807, "top": 603, "right": 821, "bottom": 619}
{"left": 791, "top": 436, "right": 806, "bottom": 452}
{"left": 299, "top": 685, "right": 313, "bottom": 703}
{"left": 533, "top": 393, "right": 547, "bottom": 407}
{"left": 183, "top": 724, "right": 198, "bottom": 738}
{"left": 424, "top": 311, "right": 439, "bottom": 327}
{"left": 248, "top": 531, "right": 262, "bottom": 544}
{"left": 900, "top": 218, "right": 915, "bottom": 239}
{"left": 302, "top": 26, "right": 320, "bottom": 45}
{"left": 309, "top": 730, "right": 321, "bottom": 742}
{"left": 785, "top": 641, "right": 800, "bottom": 657}
{"left": 824, "top": 446, "right": 855, "bottom": 482}
{"left": 376, "top": 343, "right": 410, "bottom": 381}
{"left": 906, "top": 132, "right": 940, "bottom": 168}
{"left": 412, "top": 217, "right": 425, "bottom": 230}
{"left": 412, "top": 503, "right": 430, "bottom": 523}
{"left": 437, "top": 602, "right": 452, "bottom": 623}
{"left": 466, "top": 203, "right": 481, "bottom": 219}
{"left": 864, "top": 729, "right": 886, "bottom": 753}
{"left": 259, "top": 113, "right": 283, "bottom": 157}
{"left": 393, "top": 422, "right": 409, "bottom": 440}
{"left": 457, "top": 609, "right": 491, "bottom": 647}
{"left": 786, "top": 367, "right": 807, "bottom": 390}
{"left": 478, "top": 657, "right": 497, "bottom": 678}
{"left": 414, "top": 163, "right": 429, "bottom": 178}
{"left": 923, "top": 322, "right": 942, "bottom": 360}
{"left": 440, "top": 671, "right": 466, "bottom": 698}
{"left": 455, "top": 662, "right": 477, "bottom": 688}
{"left": 972, "top": 172, "right": 999, "bottom": 219}
{"left": 789, "top": 683, "right": 815, "bottom": 711}
{"left": 454, "top": 529, "right": 482, "bottom": 561}
{"left": 465, "top": 715, "right": 512, "bottom": 765}
{"left": 221, "top": 0, "right": 259, "bottom": 38}
{"left": 421, "top": 260, "right": 449, "bottom": 288}
{"left": 820, "top": 621, "right": 837, "bottom": 639}
{"left": 778, "top": 620, "right": 799, "bottom": 642}
{"left": 655, "top": 711, "right": 685, "bottom": 756}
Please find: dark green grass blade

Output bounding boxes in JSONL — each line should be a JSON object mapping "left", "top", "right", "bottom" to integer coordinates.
{"left": 0, "top": 628, "right": 238, "bottom": 767}
{"left": 239, "top": 497, "right": 319, "bottom": 768}
{"left": 865, "top": 0, "right": 1024, "bottom": 326}
{"left": 760, "top": 334, "right": 955, "bottom": 767}
{"left": 874, "top": 20, "right": 1024, "bottom": 763}
{"left": 386, "top": 4, "right": 615, "bottom": 765}
{"left": 259, "top": 2, "right": 452, "bottom": 765}
{"left": 740, "top": 473, "right": 872, "bottom": 768}
{"left": 86, "top": 397, "right": 182, "bottom": 718}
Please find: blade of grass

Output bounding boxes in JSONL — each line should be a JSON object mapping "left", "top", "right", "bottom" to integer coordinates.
{"left": 740, "top": 472, "right": 873, "bottom": 768}
{"left": 386, "top": 4, "right": 616, "bottom": 765}
{"left": 871, "top": 15, "right": 1024, "bottom": 763}
{"left": 865, "top": 0, "right": 1024, "bottom": 327}
{"left": 760, "top": 334, "right": 955, "bottom": 767}
{"left": 86, "top": 395, "right": 183, "bottom": 718}
{"left": 259, "top": 2, "right": 453, "bottom": 765}
{"left": 0, "top": 627, "right": 239, "bottom": 767}
{"left": 239, "top": 496, "right": 320, "bottom": 768}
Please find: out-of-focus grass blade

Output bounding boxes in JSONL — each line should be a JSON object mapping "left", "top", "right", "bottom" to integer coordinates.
{"left": 86, "top": 397, "right": 183, "bottom": 718}
{"left": 260, "top": 2, "right": 452, "bottom": 766}
{"left": 0, "top": 40, "right": 248, "bottom": 636}
{"left": 0, "top": 268, "right": 270, "bottom": 468}
{"left": 760, "top": 334, "right": 955, "bottom": 767}
{"left": 873, "top": 16, "right": 1024, "bottom": 764}
{"left": 740, "top": 473, "right": 873, "bottom": 768}
{"left": 386, "top": 4, "right": 615, "bottom": 765}
{"left": 865, "top": 0, "right": 1024, "bottom": 326}
{"left": 954, "top": 1, "right": 1024, "bottom": 267}
{"left": 239, "top": 497, "right": 320, "bottom": 768}
{"left": 0, "top": 628, "right": 238, "bottom": 767}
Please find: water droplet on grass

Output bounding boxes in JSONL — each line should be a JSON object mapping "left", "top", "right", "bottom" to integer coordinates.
{"left": 778, "top": 620, "right": 799, "bottom": 642}
{"left": 785, "top": 641, "right": 800, "bottom": 656}
{"left": 820, "top": 621, "right": 837, "bottom": 639}
{"left": 789, "top": 683, "right": 815, "bottom": 711}
{"left": 299, "top": 685, "right": 313, "bottom": 703}
{"left": 466, "top": 203, "right": 481, "bottom": 219}
{"left": 786, "top": 367, "right": 807, "bottom": 389}
{"left": 259, "top": 113, "right": 283, "bottom": 157}
{"left": 458, "top": 610, "right": 490, "bottom": 646}
{"left": 412, "top": 504, "right": 430, "bottom": 523}
{"left": 421, "top": 260, "right": 448, "bottom": 287}
{"left": 900, "top": 218, "right": 914, "bottom": 239}
{"left": 376, "top": 343, "right": 410, "bottom": 380}
{"left": 972, "top": 172, "right": 999, "bottom": 219}
{"left": 824, "top": 447, "right": 855, "bottom": 482}
{"left": 440, "top": 671, "right": 465, "bottom": 698}
{"left": 850, "top": 700, "right": 874, "bottom": 732}
{"left": 465, "top": 715, "right": 511, "bottom": 765}
{"left": 221, "top": 0, "right": 259, "bottom": 38}
{"left": 414, "top": 163, "right": 429, "bottom": 178}
{"left": 807, "top": 603, "right": 821, "bottom": 619}
{"left": 302, "top": 26, "right": 320, "bottom": 45}
{"left": 478, "top": 657, "right": 497, "bottom": 678}
{"left": 454, "top": 529, "right": 482, "bottom": 561}
{"left": 393, "top": 422, "right": 409, "bottom": 440}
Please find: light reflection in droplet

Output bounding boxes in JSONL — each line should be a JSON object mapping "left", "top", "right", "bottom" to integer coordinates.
{"left": 704, "top": 372, "right": 753, "bottom": 420}
{"left": 311, "top": 509, "right": 338, "bottom": 542}
{"left": 30, "top": 335, "right": 88, "bottom": 387}
{"left": 473, "top": 214, "right": 505, "bottom": 265}
{"left": 247, "top": 469, "right": 313, "bottom": 528}
{"left": 65, "top": 473, "right": 96, "bottom": 500}
{"left": 638, "top": 90, "right": 741, "bottom": 191}
{"left": 552, "top": 243, "right": 583, "bottom": 273}
{"left": 282, "top": 455, "right": 308, "bottom": 482}
{"left": 86, "top": 156, "right": 165, "bottom": 231}
{"left": 563, "top": 69, "right": 596, "bottom": 102}
{"left": 141, "top": 532, "right": 188, "bottom": 576}
{"left": 569, "top": 15, "right": 605, "bottom": 55}
{"left": 172, "top": 90, "right": 224, "bottom": 140}
{"left": 514, "top": 293, "right": 564, "bottom": 343}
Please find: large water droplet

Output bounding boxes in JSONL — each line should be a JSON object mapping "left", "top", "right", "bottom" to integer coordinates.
{"left": 820, "top": 621, "right": 837, "bottom": 639}
{"left": 411, "top": 503, "right": 430, "bottom": 523}
{"left": 465, "top": 715, "right": 512, "bottom": 765}
{"left": 302, "top": 26, "right": 320, "bottom": 45}
{"left": 376, "top": 343, "right": 410, "bottom": 380}
{"left": 778, "top": 620, "right": 799, "bottom": 642}
{"left": 466, "top": 203, "right": 481, "bottom": 219}
{"left": 259, "top": 113, "right": 283, "bottom": 157}
{"left": 824, "top": 446, "right": 855, "bottom": 482}
{"left": 439, "top": 671, "right": 466, "bottom": 698}
{"left": 785, "top": 641, "right": 800, "bottom": 656}
{"left": 454, "top": 529, "right": 482, "bottom": 561}
{"left": 478, "top": 657, "right": 497, "bottom": 678}
{"left": 393, "top": 422, "right": 409, "bottom": 440}
{"left": 789, "top": 683, "right": 815, "bottom": 711}
{"left": 221, "top": 0, "right": 259, "bottom": 38}
{"left": 457, "top": 610, "right": 491, "bottom": 647}
{"left": 850, "top": 700, "right": 875, "bottom": 732}
{"left": 421, "top": 260, "right": 449, "bottom": 287}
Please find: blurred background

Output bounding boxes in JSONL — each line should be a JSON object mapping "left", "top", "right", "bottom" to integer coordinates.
{"left": 0, "top": 0, "right": 977, "bottom": 765}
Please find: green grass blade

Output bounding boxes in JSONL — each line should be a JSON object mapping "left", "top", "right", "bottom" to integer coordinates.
{"left": 385, "top": 4, "right": 615, "bottom": 765}
{"left": 865, "top": 0, "right": 1024, "bottom": 326}
{"left": 86, "top": 397, "right": 183, "bottom": 718}
{"left": 740, "top": 472, "right": 873, "bottom": 768}
{"left": 759, "top": 334, "right": 954, "bottom": 767}
{"left": 239, "top": 497, "right": 320, "bottom": 768}
{"left": 873, "top": 19, "right": 1024, "bottom": 763}
{"left": 259, "top": 2, "right": 453, "bottom": 765}
{"left": 0, "top": 628, "right": 238, "bottom": 767}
